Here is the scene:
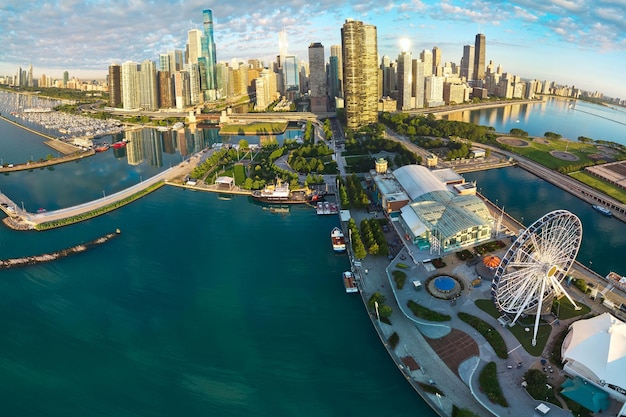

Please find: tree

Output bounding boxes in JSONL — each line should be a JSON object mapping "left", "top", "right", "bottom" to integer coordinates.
{"left": 239, "top": 139, "right": 249, "bottom": 150}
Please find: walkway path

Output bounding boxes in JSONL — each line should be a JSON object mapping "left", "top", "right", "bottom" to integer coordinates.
{"left": 345, "top": 204, "right": 624, "bottom": 417}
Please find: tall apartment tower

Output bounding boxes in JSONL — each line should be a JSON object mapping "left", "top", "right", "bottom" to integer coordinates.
{"left": 397, "top": 50, "right": 412, "bottom": 111}
{"left": 420, "top": 50, "right": 433, "bottom": 77}
{"left": 460, "top": 45, "right": 474, "bottom": 82}
{"left": 432, "top": 46, "right": 441, "bottom": 74}
{"left": 201, "top": 9, "right": 218, "bottom": 100}
{"left": 412, "top": 59, "right": 425, "bottom": 108}
{"left": 341, "top": 18, "right": 378, "bottom": 130}
{"left": 121, "top": 61, "right": 140, "bottom": 110}
{"left": 473, "top": 33, "right": 486, "bottom": 83}
{"left": 187, "top": 29, "right": 203, "bottom": 65}
{"left": 308, "top": 42, "right": 327, "bottom": 113}
{"left": 108, "top": 64, "right": 122, "bottom": 107}
{"left": 330, "top": 45, "right": 343, "bottom": 97}
{"left": 139, "top": 60, "right": 158, "bottom": 111}
{"left": 158, "top": 71, "right": 174, "bottom": 108}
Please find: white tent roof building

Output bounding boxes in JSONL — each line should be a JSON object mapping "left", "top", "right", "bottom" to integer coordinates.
{"left": 562, "top": 312, "right": 626, "bottom": 401}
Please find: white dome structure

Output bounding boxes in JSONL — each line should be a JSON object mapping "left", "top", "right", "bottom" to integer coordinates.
{"left": 562, "top": 313, "right": 626, "bottom": 400}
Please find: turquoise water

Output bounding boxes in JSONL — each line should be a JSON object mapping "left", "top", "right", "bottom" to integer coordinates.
{"left": 445, "top": 96, "right": 626, "bottom": 145}
{"left": 1, "top": 90, "right": 624, "bottom": 416}
{"left": 464, "top": 167, "right": 626, "bottom": 276}
{"left": 0, "top": 190, "right": 435, "bottom": 416}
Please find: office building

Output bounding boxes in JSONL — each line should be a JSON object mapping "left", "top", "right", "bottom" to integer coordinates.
{"left": 283, "top": 55, "right": 299, "bottom": 96}
{"left": 473, "top": 33, "right": 486, "bottom": 83}
{"left": 432, "top": 46, "right": 441, "bottom": 74}
{"left": 108, "top": 64, "right": 122, "bottom": 107}
{"left": 159, "top": 54, "right": 171, "bottom": 73}
{"left": 412, "top": 59, "right": 425, "bottom": 108}
{"left": 158, "top": 71, "right": 174, "bottom": 108}
{"left": 168, "top": 50, "right": 183, "bottom": 72}
{"left": 174, "top": 70, "right": 190, "bottom": 109}
{"left": 461, "top": 45, "right": 474, "bottom": 82}
{"left": 341, "top": 18, "right": 379, "bottom": 129}
{"left": 330, "top": 45, "right": 343, "bottom": 97}
{"left": 308, "top": 42, "right": 327, "bottom": 112}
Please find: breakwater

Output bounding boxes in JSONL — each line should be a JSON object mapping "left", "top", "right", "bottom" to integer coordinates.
{"left": 0, "top": 230, "right": 120, "bottom": 269}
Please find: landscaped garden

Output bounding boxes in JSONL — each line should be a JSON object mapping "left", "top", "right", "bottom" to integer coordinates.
{"left": 458, "top": 311, "right": 508, "bottom": 359}
{"left": 478, "top": 362, "right": 508, "bottom": 406}
{"left": 407, "top": 300, "right": 451, "bottom": 322}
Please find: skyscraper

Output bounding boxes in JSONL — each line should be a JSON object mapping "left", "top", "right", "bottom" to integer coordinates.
{"left": 397, "top": 50, "right": 412, "bottom": 111}
{"left": 187, "top": 29, "right": 203, "bottom": 65}
{"left": 168, "top": 50, "right": 183, "bottom": 72}
{"left": 201, "top": 9, "right": 218, "bottom": 100}
{"left": 460, "top": 45, "right": 474, "bottom": 82}
{"left": 420, "top": 50, "right": 433, "bottom": 77}
{"left": 278, "top": 29, "right": 288, "bottom": 69}
{"left": 282, "top": 55, "right": 299, "bottom": 98}
{"left": 412, "top": 59, "right": 425, "bottom": 108}
{"left": 159, "top": 54, "right": 171, "bottom": 73}
{"left": 473, "top": 33, "right": 486, "bottom": 83}
{"left": 330, "top": 45, "right": 343, "bottom": 97}
{"left": 139, "top": 60, "right": 158, "bottom": 111}
{"left": 341, "top": 18, "right": 378, "bottom": 130}
{"left": 432, "top": 46, "right": 441, "bottom": 74}
{"left": 108, "top": 64, "right": 122, "bottom": 107}
{"left": 308, "top": 42, "right": 327, "bottom": 113}
{"left": 121, "top": 61, "right": 140, "bottom": 110}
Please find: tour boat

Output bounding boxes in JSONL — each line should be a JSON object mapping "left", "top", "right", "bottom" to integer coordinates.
{"left": 331, "top": 227, "right": 346, "bottom": 253}
{"left": 343, "top": 271, "right": 358, "bottom": 293}
{"left": 592, "top": 204, "right": 612, "bottom": 217}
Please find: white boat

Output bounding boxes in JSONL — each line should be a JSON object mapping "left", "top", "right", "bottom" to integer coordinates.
{"left": 331, "top": 227, "right": 346, "bottom": 253}
{"left": 172, "top": 122, "right": 184, "bottom": 130}
{"left": 592, "top": 204, "right": 612, "bottom": 217}
{"left": 343, "top": 271, "right": 358, "bottom": 293}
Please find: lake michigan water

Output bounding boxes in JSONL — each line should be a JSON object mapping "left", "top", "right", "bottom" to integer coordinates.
{"left": 0, "top": 92, "right": 624, "bottom": 416}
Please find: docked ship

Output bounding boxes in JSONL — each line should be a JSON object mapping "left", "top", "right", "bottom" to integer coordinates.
{"left": 317, "top": 201, "right": 339, "bottom": 215}
{"left": 592, "top": 204, "right": 612, "bottom": 217}
{"left": 251, "top": 179, "right": 323, "bottom": 204}
{"left": 112, "top": 140, "right": 127, "bottom": 149}
{"left": 172, "top": 122, "right": 185, "bottom": 130}
{"left": 331, "top": 227, "right": 346, "bottom": 253}
{"left": 343, "top": 271, "right": 358, "bottom": 293}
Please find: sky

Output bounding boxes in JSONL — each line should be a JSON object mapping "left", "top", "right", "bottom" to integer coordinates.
{"left": 1, "top": 0, "right": 625, "bottom": 98}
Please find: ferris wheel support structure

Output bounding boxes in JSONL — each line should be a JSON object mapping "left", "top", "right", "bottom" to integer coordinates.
{"left": 492, "top": 210, "right": 583, "bottom": 346}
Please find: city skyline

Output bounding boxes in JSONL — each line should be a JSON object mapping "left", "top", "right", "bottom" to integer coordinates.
{"left": 1, "top": 0, "right": 625, "bottom": 98}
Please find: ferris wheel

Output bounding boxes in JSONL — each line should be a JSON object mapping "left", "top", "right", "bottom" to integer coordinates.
{"left": 492, "top": 210, "right": 582, "bottom": 346}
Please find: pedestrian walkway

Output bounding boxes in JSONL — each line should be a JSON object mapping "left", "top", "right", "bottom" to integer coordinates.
{"left": 344, "top": 207, "right": 608, "bottom": 417}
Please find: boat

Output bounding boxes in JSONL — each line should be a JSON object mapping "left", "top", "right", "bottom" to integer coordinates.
{"left": 343, "top": 271, "right": 358, "bottom": 293}
{"left": 112, "top": 140, "right": 127, "bottom": 149}
{"left": 251, "top": 178, "right": 322, "bottom": 204}
{"left": 592, "top": 204, "right": 612, "bottom": 217}
{"left": 172, "top": 122, "right": 185, "bottom": 130}
{"left": 331, "top": 227, "right": 346, "bottom": 253}
{"left": 94, "top": 143, "right": 110, "bottom": 152}
{"left": 317, "top": 201, "right": 338, "bottom": 215}
{"left": 156, "top": 126, "right": 170, "bottom": 132}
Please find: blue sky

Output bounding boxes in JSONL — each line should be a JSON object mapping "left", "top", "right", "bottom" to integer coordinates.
{"left": 1, "top": 0, "right": 625, "bottom": 98}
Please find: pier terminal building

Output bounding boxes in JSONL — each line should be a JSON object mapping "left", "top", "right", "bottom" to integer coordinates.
{"left": 369, "top": 162, "right": 493, "bottom": 254}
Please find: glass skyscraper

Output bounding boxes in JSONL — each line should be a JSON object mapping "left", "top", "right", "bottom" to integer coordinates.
{"left": 201, "top": 9, "right": 218, "bottom": 100}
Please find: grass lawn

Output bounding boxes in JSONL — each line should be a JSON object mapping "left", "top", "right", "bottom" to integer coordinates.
{"left": 569, "top": 171, "right": 626, "bottom": 204}
{"left": 219, "top": 122, "right": 287, "bottom": 135}
{"left": 552, "top": 297, "right": 591, "bottom": 320}
{"left": 509, "top": 139, "right": 602, "bottom": 170}
{"left": 474, "top": 299, "right": 550, "bottom": 357}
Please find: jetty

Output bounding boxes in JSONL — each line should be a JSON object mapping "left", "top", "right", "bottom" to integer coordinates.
{"left": 0, "top": 230, "right": 120, "bottom": 269}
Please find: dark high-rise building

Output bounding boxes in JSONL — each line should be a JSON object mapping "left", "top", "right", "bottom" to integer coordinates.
{"left": 158, "top": 71, "right": 174, "bottom": 108}
{"left": 328, "top": 55, "right": 340, "bottom": 101}
{"left": 108, "top": 64, "right": 122, "bottom": 107}
{"left": 341, "top": 18, "right": 378, "bottom": 130}
{"left": 201, "top": 9, "right": 218, "bottom": 100}
{"left": 461, "top": 44, "right": 474, "bottom": 82}
{"left": 473, "top": 33, "right": 486, "bottom": 83}
{"left": 308, "top": 42, "right": 327, "bottom": 113}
